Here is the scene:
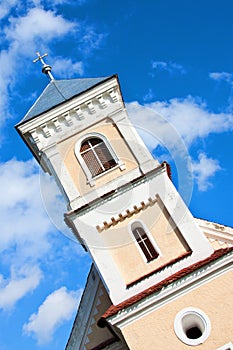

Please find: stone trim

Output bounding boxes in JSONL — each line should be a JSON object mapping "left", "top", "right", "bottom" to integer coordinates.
{"left": 98, "top": 247, "right": 233, "bottom": 323}
{"left": 27, "top": 87, "right": 120, "bottom": 149}
{"left": 96, "top": 197, "right": 157, "bottom": 232}
{"left": 217, "top": 342, "right": 233, "bottom": 350}
{"left": 65, "top": 162, "right": 170, "bottom": 220}
{"left": 126, "top": 250, "right": 192, "bottom": 288}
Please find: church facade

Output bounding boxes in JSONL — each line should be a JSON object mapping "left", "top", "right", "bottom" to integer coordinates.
{"left": 16, "top": 60, "right": 233, "bottom": 350}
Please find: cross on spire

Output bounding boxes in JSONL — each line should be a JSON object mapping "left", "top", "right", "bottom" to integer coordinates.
{"left": 33, "top": 52, "right": 54, "bottom": 81}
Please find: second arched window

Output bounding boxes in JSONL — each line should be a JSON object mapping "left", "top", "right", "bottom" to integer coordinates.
{"left": 132, "top": 224, "right": 159, "bottom": 262}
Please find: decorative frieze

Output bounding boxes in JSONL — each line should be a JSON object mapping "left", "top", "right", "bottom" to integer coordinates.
{"left": 53, "top": 118, "right": 62, "bottom": 132}
{"left": 73, "top": 107, "right": 84, "bottom": 120}
{"left": 41, "top": 124, "right": 51, "bottom": 138}
{"left": 85, "top": 100, "right": 96, "bottom": 114}
{"left": 31, "top": 130, "right": 41, "bottom": 146}
{"left": 96, "top": 196, "right": 157, "bottom": 232}
{"left": 63, "top": 113, "right": 73, "bottom": 126}
{"left": 97, "top": 94, "right": 107, "bottom": 108}
{"left": 108, "top": 88, "right": 119, "bottom": 103}
{"left": 28, "top": 87, "right": 120, "bottom": 147}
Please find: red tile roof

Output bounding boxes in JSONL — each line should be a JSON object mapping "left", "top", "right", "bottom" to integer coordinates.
{"left": 99, "top": 247, "right": 233, "bottom": 325}
{"left": 126, "top": 250, "right": 192, "bottom": 288}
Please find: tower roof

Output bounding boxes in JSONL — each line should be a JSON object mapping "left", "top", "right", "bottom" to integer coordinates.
{"left": 18, "top": 76, "right": 113, "bottom": 125}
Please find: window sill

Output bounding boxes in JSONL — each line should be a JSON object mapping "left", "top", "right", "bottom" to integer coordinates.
{"left": 87, "top": 162, "right": 125, "bottom": 187}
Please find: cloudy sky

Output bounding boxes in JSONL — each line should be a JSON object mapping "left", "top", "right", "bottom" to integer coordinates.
{"left": 0, "top": 1, "right": 232, "bottom": 349}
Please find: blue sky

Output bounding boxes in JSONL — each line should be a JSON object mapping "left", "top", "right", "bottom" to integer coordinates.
{"left": 0, "top": 1, "right": 232, "bottom": 349}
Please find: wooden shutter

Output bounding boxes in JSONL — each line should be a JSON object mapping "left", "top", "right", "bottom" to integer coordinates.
{"left": 80, "top": 137, "right": 116, "bottom": 177}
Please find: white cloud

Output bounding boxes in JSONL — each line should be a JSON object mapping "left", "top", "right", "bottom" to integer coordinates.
{"left": 0, "top": 4, "right": 105, "bottom": 130}
{"left": 127, "top": 97, "right": 233, "bottom": 150}
{"left": 152, "top": 60, "right": 186, "bottom": 74}
{"left": 126, "top": 98, "right": 232, "bottom": 198}
{"left": 209, "top": 72, "right": 232, "bottom": 83}
{"left": 0, "top": 265, "right": 42, "bottom": 310}
{"left": 5, "top": 8, "right": 76, "bottom": 48}
{"left": 0, "top": 0, "right": 18, "bottom": 20}
{"left": 23, "top": 287, "right": 81, "bottom": 344}
{"left": 192, "top": 153, "right": 221, "bottom": 191}
{"left": 143, "top": 88, "right": 155, "bottom": 102}
{"left": 0, "top": 157, "right": 81, "bottom": 312}
{"left": 52, "top": 57, "right": 84, "bottom": 78}
{"left": 0, "top": 7, "right": 78, "bottom": 127}
{"left": 80, "top": 27, "right": 106, "bottom": 54}
{"left": 0, "top": 158, "right": 53, "bottom": 257}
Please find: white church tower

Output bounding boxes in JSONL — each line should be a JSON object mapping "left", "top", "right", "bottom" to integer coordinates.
{"left": 16, "top": 54, "right": 233, "bottom": 350}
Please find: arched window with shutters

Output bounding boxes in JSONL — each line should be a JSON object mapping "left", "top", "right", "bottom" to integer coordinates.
{"left": 130, "top": 221, "right": 161, "bottom": 262}
{"left": 75, "top": 133, "right": 124, "bottom": 185}
{"left": 80, "top": 137, "right": 117, "bottom": 177}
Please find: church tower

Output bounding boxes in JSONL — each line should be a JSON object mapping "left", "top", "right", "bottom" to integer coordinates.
{"left": 16, "top": 54, "right": 233, "bottom": 350}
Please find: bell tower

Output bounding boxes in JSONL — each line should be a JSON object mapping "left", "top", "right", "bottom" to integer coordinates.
{"left": 16, "top": 55, "right": 214, "bottom": 308}
{"left": 16, "top": 55, "right": 233, "bottom": 350}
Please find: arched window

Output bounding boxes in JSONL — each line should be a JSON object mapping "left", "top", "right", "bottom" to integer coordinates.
{"left": 131, "top": 222, "right": 159, "bottom": 262}
{"left": 80, "top": 137, "right": 117, "bottom": 178}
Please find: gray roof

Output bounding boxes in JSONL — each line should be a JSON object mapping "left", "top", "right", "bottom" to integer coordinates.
{"left": 18, "top": 76, "right": 112, "bottom": 125}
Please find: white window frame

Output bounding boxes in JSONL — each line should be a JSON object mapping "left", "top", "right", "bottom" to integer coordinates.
{"left": 75, "top": 132, "right": 125, "bottom": 186}
{"left": 128, "top": 220, "right": 162, "bottom": 263}
{"left": 174, "top": 307, "right": 211, "bottom": 346}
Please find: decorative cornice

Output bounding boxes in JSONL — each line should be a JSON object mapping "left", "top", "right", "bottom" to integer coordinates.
{"left": 27, "top": 87, "right": 121, "bottom": 149}
{"left": 65, "top": 162, "right": 170, "bottom": 220}
{"left": 96, "top": 196, "right": 157, "bottom": 232}
{"left": 126, "top": 250, "right": 192, "bottom": 288}
{"left": 98, "top": 247, "right": 233, "bottom": 324}
{"left": 95, "top": 161, "right": 172, "bottom": 232}
{"left": 196, "top": 218, "right": 233, "bottom": 245}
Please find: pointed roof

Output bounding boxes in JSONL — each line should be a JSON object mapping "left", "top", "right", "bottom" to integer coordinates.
{"left": 18, "top": 76, "right": 112, "bottom": 125}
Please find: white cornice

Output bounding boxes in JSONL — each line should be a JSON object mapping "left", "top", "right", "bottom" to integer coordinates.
{"left": 196, "top": 218, "right": 233, "bottom": 245}
{"left": 18, "top": 77, "right": 121, "bottom": 134}
{"left": 107, "top": 250, "right": 233, "bottom": 329}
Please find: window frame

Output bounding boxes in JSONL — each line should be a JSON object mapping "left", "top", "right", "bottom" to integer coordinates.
{"left": 75, "top": 132, "right": 124, "bottom": 186}
{"left": 129, "top": 220, "right": 162, "bottom": 263}
{"left": 174, "top": 307, "right": 211, "bottom": 346}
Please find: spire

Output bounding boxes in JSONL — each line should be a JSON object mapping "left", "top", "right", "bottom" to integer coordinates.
{"left": 33, "top": 52, "right": 55, "bottom": 81}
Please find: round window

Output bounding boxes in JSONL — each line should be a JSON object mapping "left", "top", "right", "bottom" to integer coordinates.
{"left": 174, "top": 308, "right": 211, "bottom": 346}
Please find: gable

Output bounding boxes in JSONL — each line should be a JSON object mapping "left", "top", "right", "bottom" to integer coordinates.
{"left": 196, "top": 218, "right": 233, "bottom": 249}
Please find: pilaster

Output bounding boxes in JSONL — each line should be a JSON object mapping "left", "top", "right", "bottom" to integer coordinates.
{"left": 43, "top": 144, "right": 81, "bottom": 208}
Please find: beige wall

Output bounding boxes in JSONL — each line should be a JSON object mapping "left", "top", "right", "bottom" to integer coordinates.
{"left": 57, "top": 118, "right": 138, "bottom": 196}
{"left": 102, "top": 201, "right": 189, "bottom": 285}
{"left": 121, "top": 269, "right": 233, "bottom": 349}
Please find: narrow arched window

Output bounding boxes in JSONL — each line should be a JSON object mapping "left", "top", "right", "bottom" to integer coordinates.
{"left": 132, "top": 223, "right": 159, "bottom": 262}
{"left": 80, "top": 137, "right": 117, "bottom": 178}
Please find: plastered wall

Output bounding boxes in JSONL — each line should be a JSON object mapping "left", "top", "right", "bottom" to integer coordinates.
{"left": 121, "top": 269, "right": 233, "bottom": 349}
{"left": 57, "top": 118, "right": 138, "bottom": 196}
{"left": 102, "top": 200, "right": 190, "bottom": 285}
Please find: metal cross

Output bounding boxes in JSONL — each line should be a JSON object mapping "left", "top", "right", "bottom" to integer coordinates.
{"left": 33, "top": 52, "right": 54, "bottom": 81}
